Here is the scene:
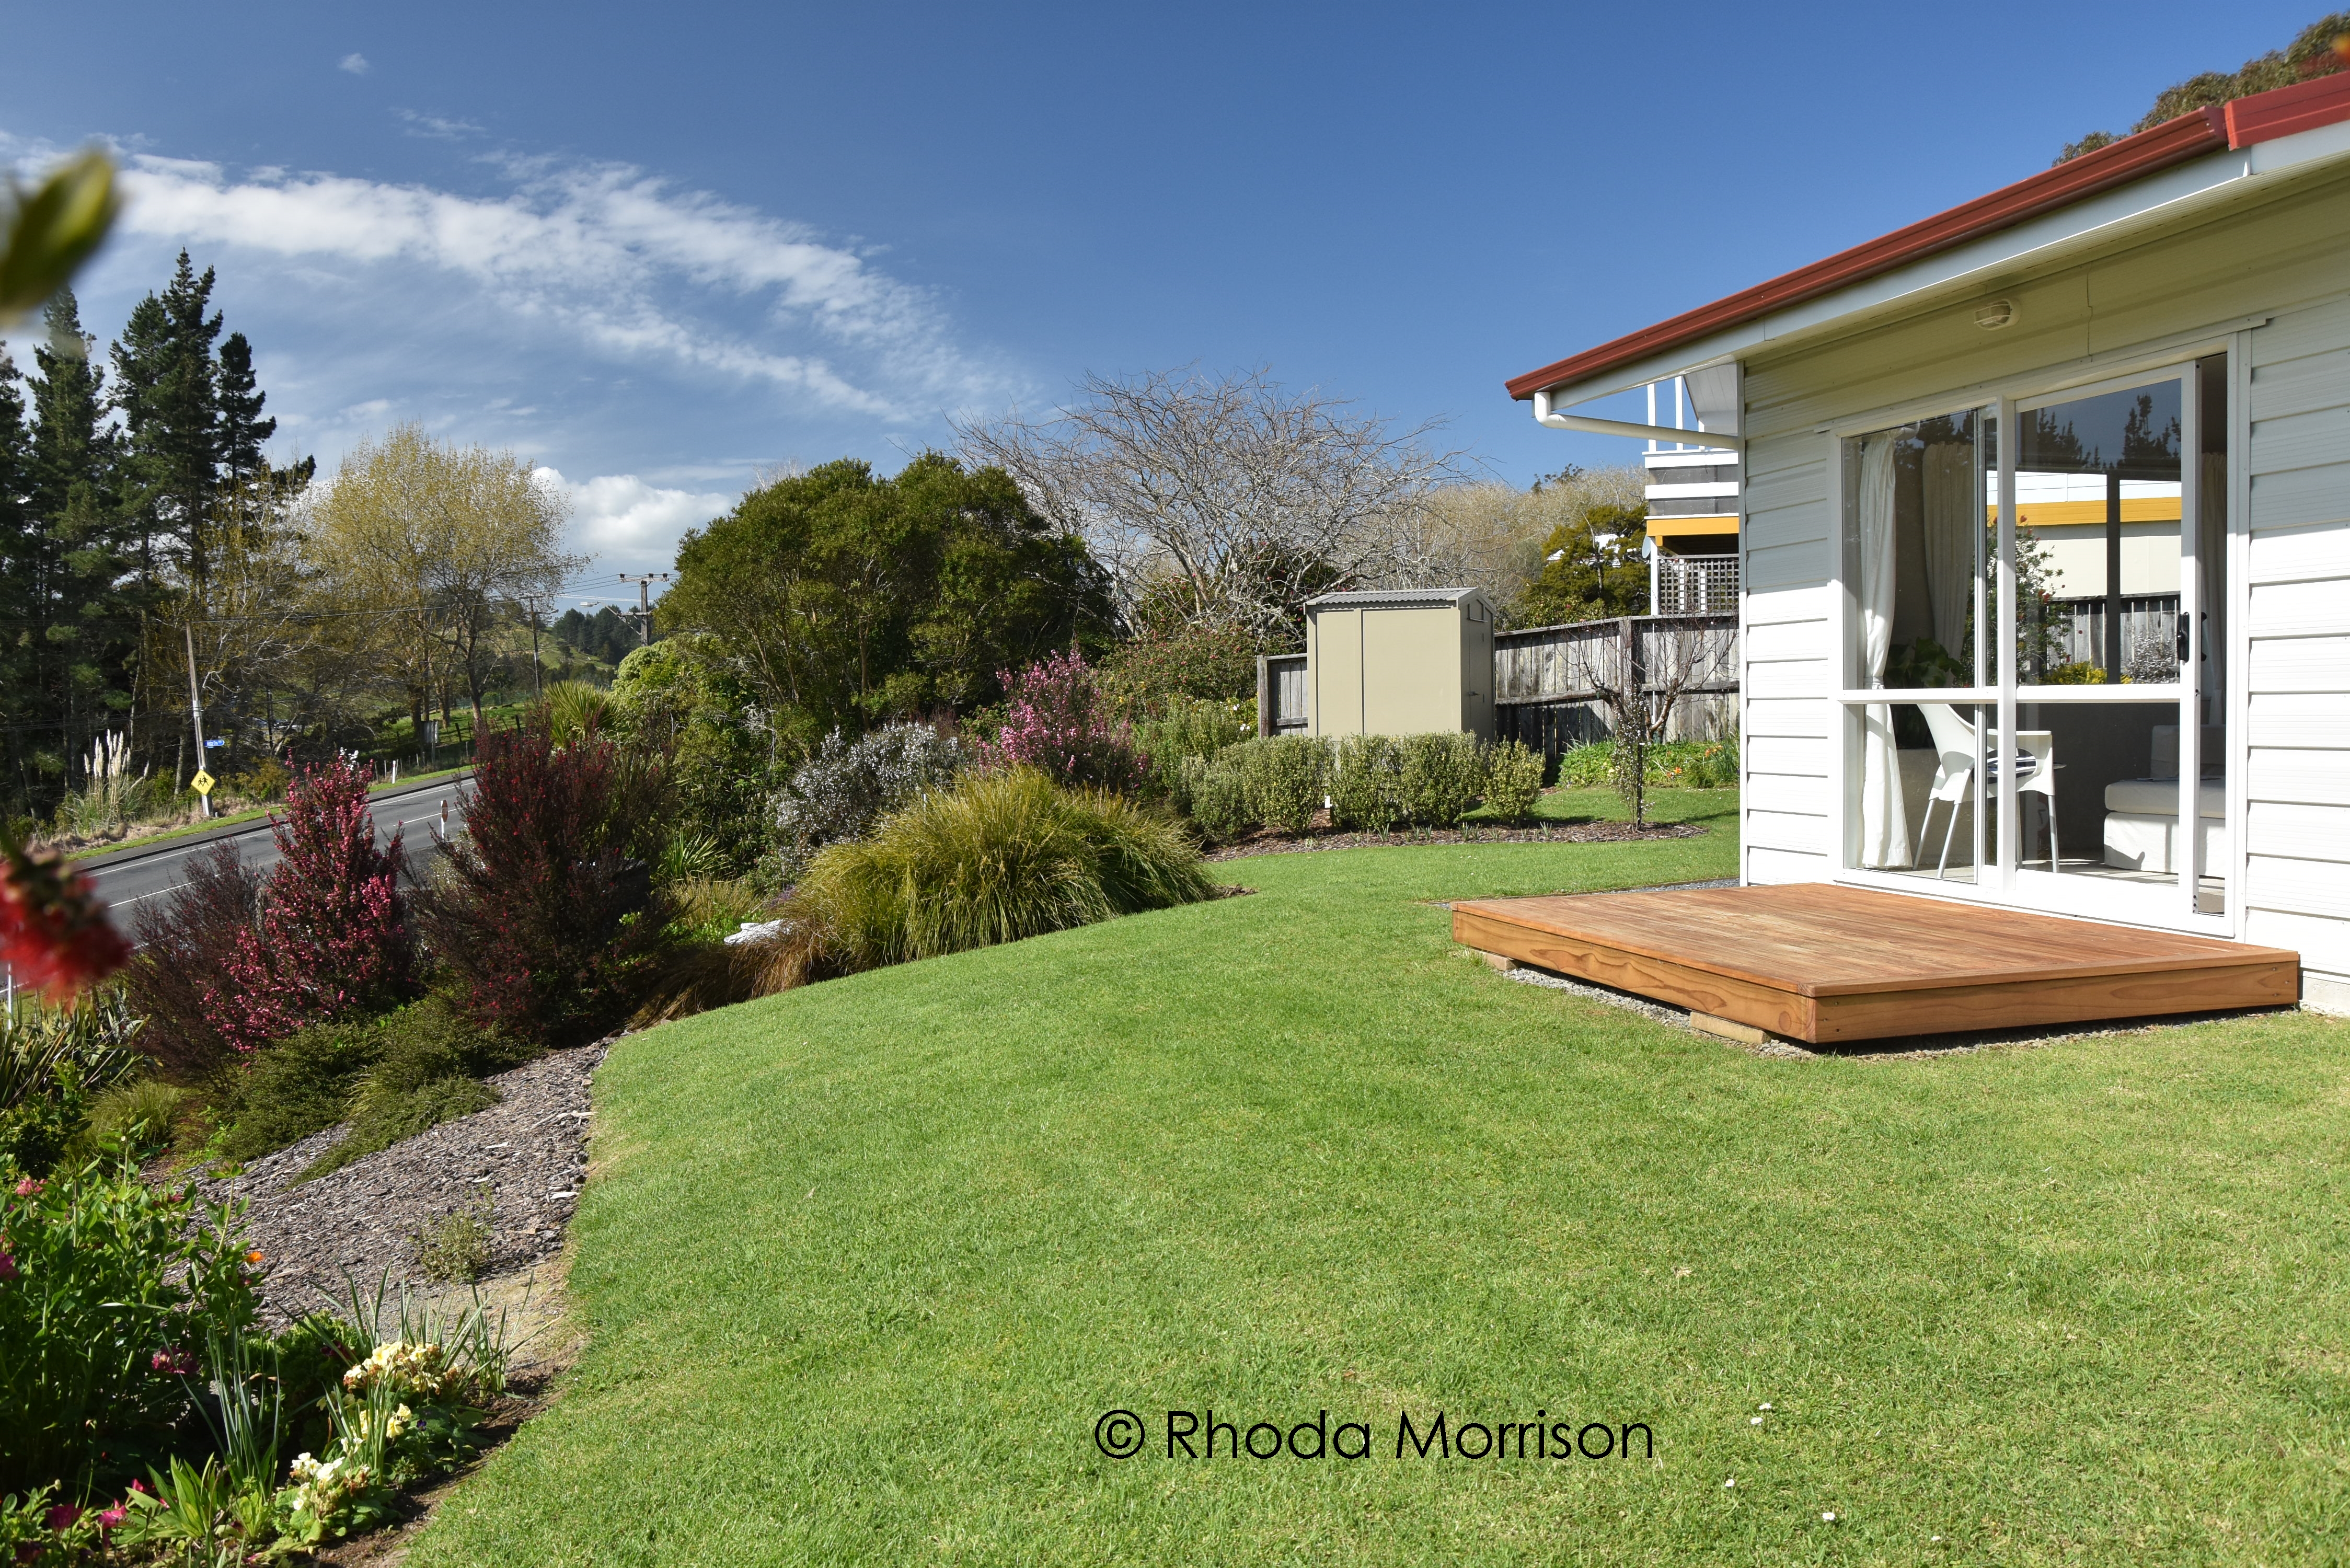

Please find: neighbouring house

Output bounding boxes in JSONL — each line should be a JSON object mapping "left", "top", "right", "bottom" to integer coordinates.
{"left": 1639, "top": 378, "right": 1743, "bottom": 616}
{"left": 1507, "top": 71, "right": 2350, "bottom": 1014}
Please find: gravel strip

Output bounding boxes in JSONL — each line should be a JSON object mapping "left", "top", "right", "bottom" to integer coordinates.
{"left": 1501, "top": 961, "right": 2289, "bottom": 1058}
{"left": 185, "top": 1045, "right": 604, "bottom": 1327}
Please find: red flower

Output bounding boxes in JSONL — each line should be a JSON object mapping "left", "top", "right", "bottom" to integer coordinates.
{"left": 151, "top": 1347, "right": 194, "bottom": 1375}
{"left": 0, "top": 1253, "right": 16, "bottom": 1281}
{"left": 1, "top": 838, "right": 131, "bottom": 1001}
{"left": 43, "top": 1503, "right": 81, "bottom": 1532}
{"left": 11, "top": 1178, "right": 41, "bottom": 1197}
{"left": 95, "top": 1505, "right": 127, "bottom": 1531}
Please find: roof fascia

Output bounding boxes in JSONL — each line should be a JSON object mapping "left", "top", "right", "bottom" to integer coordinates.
{"left": 1536, "top": 136, "right": 2341, "bottom": 411}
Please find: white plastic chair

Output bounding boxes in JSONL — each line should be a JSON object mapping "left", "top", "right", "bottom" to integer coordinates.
{"left": 1917, "top": 704, "right": 2058, "bottom": 876}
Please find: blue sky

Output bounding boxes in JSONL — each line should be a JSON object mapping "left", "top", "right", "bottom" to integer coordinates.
{"left": 2, "top": 2, "right": 2320, "bottom": 608}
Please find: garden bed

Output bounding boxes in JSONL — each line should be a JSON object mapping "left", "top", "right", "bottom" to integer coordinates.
{"left": 1206, "top": 815, "right": 1704, "bottom": 859}
{"left": 179, "top": 1042, "right": 603, "bottom": 1330}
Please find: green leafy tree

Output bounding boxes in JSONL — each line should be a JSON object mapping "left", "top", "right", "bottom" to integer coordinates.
{"left": 1513, "top": 501, "right": 1649, "bottom": 627}
{"left": 2057, "top": 13, "right": 2350, "bottom": 162}
{"left": 608, "top": 634, "right": 776, "bottom": 872}
{"left": 661, "top": 453, "right": 1112, "bottom": 756}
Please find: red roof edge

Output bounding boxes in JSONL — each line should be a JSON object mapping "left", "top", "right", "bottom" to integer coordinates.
{"left": 1500, "top": 74, "right": 2350, "bottom": 403}
{"left": 2226, "top": 67, "right": 2350, "bottom": 147}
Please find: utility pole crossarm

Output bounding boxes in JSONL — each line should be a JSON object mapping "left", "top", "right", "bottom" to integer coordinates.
{"left": 617, "top": 572, "right": 674, "bottom": 648}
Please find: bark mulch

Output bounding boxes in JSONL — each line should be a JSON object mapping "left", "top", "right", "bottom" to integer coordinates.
{"left": 182, "top": 1044, "right": 604, "bottom": 1329}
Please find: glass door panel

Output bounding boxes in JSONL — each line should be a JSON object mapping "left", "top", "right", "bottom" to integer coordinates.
{"left": 1838, "top": 357, "right": 2230, "bottom": 927}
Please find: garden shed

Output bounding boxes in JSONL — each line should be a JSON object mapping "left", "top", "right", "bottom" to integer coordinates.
{"left": 1303, "top": 587, "right": 1495, "bottom": 740}
{"left": 1503, "top": 72, "right": 2350, "bottom": 1016}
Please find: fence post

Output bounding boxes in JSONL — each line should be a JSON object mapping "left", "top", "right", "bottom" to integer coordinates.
{"left": 1255, "top": 655, "right": 1272, "bottom": 739}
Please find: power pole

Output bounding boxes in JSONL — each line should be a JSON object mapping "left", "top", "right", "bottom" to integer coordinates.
{"left": 521, "top": 592, "right": 551, "bottom": 701}
{"left": 183, "top": 621, "right": 212, "bottom": 820}
{"left": 618, "top": 573, "right": 672, "bottom": 648}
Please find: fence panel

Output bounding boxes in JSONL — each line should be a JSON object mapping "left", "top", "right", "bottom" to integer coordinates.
{"left": 1493, "top": 612, "right": 1740, "bottom": 763}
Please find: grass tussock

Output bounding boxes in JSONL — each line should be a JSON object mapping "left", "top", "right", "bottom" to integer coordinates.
{"left": 628, "top": 916, "right": 838, "bottom": 1027}
{"left": 797, "top": 767, "right": 1214, "bottom": 969}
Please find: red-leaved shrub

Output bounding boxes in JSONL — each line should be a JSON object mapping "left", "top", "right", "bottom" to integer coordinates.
{"left": 125, "top": 844, "right": 265, "bottom": 1078}
{"left": 415, "top": 723, "right": 666, "bottom": 1046}
{"left": 205, "top": 755, "right": 416, "bottom": 1054}
{"left": 126, "top": 757, "right": 415, "bottom": 1074}
{"left": 983, "top": 651, "right": 1146, "bottom": 792}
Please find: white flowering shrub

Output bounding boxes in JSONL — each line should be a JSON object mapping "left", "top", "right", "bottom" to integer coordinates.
{"left": 773, "top": 724, "right": 967, "bottom": 877}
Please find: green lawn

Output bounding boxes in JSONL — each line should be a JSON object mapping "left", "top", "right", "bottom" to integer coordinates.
{"left": 412, "top": 789, "right": 2350, "bottom": 1565}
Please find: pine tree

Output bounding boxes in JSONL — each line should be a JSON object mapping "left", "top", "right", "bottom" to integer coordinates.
{"left": 215, "top": 330, "right": 275, "bottom": 493}
{"left": 23, "top": 291, "right": 136, "bottom": 795}
{"left": 0, "top": 351, "right": 36, "bottom": 789}
{"left": 112, "top": 250, "right": 224, "bottom": 590}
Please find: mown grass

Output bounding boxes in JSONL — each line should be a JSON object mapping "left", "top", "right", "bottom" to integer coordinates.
{"left": 410, "top": 789, "right": 2350, "bottom": 1565}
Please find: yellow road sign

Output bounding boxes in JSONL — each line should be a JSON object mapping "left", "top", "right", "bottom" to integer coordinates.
{"left": 190, "top": 768, "right": 214, "bottom": 795}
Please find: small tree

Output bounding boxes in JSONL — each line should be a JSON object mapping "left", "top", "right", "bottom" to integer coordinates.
{"left": 207, "top": 755, "right": 415, "bottom": 1053}
{"left": 1515, "top": 501, "right": 1650, "bottom": 628}
{"left": 1579, "top": 619, "right": 1737, "bottom": 828}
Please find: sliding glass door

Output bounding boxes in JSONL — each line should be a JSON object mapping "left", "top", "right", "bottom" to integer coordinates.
{"left": 1836, "top": 356, "right": 2230, "bottom": 930}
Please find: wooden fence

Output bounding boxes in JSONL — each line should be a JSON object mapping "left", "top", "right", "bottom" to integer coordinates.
{"left": 1492, "top": 613, "right": 1739, "bottom": 764}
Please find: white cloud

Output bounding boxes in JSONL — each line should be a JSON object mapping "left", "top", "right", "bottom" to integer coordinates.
{"left": 538, "top": 467, "right": 735, "bottom": 573}
{"left": 396, "top": 110, "right": 483, "bottom": 141}
{"left": 339, "top": 53, "right": 370, "bottom": 76}
{"left": 112, "top": 153, "right": 1009, "bottom": 418}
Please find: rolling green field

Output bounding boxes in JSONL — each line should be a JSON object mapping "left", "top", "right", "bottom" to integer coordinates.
{"left": 412, "top": 788, "right": 2350, "bottom": 1565}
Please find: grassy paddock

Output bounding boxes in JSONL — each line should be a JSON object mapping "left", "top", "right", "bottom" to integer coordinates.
{"left": 412, "top": 792, "right": 2350, "bottom": 1565}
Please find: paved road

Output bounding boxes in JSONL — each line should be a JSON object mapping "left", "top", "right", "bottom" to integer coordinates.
{"left": 78, "top": 774, "right": 474, "bottom": 931}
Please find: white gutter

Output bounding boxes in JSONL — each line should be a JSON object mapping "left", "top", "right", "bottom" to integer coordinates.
{"left": 1531, "top": 387, "right": 1742, "bottom": 452}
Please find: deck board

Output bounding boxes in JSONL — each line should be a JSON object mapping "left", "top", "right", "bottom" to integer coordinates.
{"left": 1453, "top": 884, "right": 2300, "bottom": 1044}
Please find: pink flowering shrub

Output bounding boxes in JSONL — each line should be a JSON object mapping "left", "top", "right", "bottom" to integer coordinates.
{"left": 206, "top": 756, "right": 417, "bottom": 1055}
{"left": 982, "top": 651, "right": 1147, "bottom": 793}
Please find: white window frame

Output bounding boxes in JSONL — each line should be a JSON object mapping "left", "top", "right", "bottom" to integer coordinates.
{"left": 1822, "top": 350, "right": 2238, "bottom": 938}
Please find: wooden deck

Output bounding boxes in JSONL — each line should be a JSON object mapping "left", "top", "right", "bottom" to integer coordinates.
{"left": 1453, "top": 883, "right": 2300, "bottom": 1045}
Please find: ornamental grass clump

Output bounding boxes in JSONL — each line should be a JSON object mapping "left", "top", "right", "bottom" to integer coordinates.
{"left": 797, "top": 768, "right": 1213, "bottom": 969}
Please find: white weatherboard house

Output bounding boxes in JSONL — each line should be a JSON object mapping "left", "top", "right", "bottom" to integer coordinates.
{"left": 1508, "top": 72, "right": 2350, "bottom": 1014}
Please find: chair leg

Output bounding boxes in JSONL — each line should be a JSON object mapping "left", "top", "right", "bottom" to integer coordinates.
{"left": 2048, "top": 796, "right": 2060, "bottom": 870}
{"left": 1937, "top": 799, "right": 1961, "bottom": 879}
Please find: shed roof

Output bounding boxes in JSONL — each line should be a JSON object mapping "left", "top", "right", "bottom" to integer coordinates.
{"left": 1505, "top": 70, "right": 2350, "bottom": 405}
{"left": 1305, "top": 587, "right": 1488, "bottom": 609}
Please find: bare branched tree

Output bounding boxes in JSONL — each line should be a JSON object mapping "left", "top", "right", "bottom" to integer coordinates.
{"left": 1402, "top": 467, "right": 1648, "bottom": 619}
{"left": 1565, "top": 616, "right": 1739, "bottom": 827}
{"left": 954, "top": 367, "right": 1470, "bottom": 638}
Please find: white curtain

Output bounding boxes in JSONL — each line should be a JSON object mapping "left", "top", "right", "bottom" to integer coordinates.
{"left": 1858, "top": 435, "right": 1911, "bottom": 869}
{"left": 1921, "top": 443, "right": 1974, "bottom": 654}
